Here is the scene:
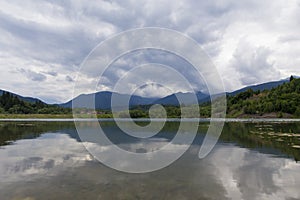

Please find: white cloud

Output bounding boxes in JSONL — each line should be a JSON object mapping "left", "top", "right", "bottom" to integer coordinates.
{"left": 0, "top": 0, "right": 299, "bottom": 102}
{"left": 134, "top": 83, "right": 173, "bottom": 98}
{"left": 0, "top": 133, "right": 92, "bottom": 184}
{"left": 230, "top": 40, "right": 281, "bottom": 85}
{"left": 210, "top": 146, "right": 300, "bottom": 200}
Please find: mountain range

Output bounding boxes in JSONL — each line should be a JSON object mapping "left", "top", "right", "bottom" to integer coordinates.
{"left": 0, "top": 89, "right": 43, "bottom": 103}
{"left": 0, "top": 78, "right": 292, "bottom": 110}
{"left": 60, "top": 91, "right": 209, "bottom": 110}
{"left": 60, "top": 91, "right": 159, "bottom": 110}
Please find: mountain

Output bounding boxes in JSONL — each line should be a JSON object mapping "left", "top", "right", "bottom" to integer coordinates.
{"left": 0, "top": 89, "right": 44, "bottom": 103}
{"left": 60, "top": 91, "right": 159, "bottom": 110}
{"left": 228, "top": 79, "right": 289, "bottom": 96}
{"left": 153, "top": 92, "right": 209, "bottom": 106}
{"left": 0, "top": 90, "right": 70, "bottom": 114}
{"left": 62, "top": 91, "right": 209, "bottom": 109}
{"left": 1, "top": 77, "right": 293, "bottom": 111}
{"left": 200, "top": 79, "right": 289, "bottom": 103}
{"left": 59, "top": 78, "right": 291, "bottom": 109}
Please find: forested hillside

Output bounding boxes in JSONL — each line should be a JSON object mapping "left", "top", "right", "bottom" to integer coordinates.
{"left": 226, "top": 76, "right": 300, "bottom": 118}
{"left": 0, "top": 91, "right": 71, "bottom": 114}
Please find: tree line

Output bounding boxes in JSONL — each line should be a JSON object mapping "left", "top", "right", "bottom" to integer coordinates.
{"left": 0, "top": 91, "right": 71, "bottom": 114}
{"left": 226, "top": 76, "right": 300, "bottom": 117}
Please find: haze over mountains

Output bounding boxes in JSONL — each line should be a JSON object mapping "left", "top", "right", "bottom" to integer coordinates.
{"left": 0, "top": 77, "right": 293, "bottom": 110}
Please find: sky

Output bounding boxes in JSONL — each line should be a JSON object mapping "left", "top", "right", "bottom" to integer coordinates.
{"left": 0, "top": 0, "right": 299, "bottom": 103}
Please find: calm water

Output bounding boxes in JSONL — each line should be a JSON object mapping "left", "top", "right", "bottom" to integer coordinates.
{"left": 0, "top": 120, "right": 300, "bottom": 200}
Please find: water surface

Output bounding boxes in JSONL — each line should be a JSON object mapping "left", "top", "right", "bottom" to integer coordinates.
{"left": 0, "top": 121, "right": 299, "bottom": 200}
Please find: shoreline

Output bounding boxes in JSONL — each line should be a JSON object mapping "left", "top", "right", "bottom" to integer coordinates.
{"left": 1, "top": 117, "right": 300, "bottom": 122}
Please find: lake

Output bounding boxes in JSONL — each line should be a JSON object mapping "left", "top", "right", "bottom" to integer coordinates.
{"left": 0, "top": 120, "right": 300, "bottom": 200}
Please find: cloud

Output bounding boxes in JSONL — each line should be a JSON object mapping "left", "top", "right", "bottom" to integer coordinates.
{"left": 18, "top": 68, "right": 47, "bottom": 82}
{"left": 0, "top": 0, "right": 299, "bottom": 102}
{"left": 65, "top": 75, "right": 74, "bottom": 82}
{"left": 210, "top": 146, "right": 300, "bottom": 200}
{"left": 230, "top": 39, "right": 281, "bottom": 85}
{"left": 134, "top": 83, "right": 172, "bottom": 98}
{"left": 43, "top": 70, "right": 58, "bottom": 76}
{"left": 0, "top": 133, "right": 92, "bottom": 183}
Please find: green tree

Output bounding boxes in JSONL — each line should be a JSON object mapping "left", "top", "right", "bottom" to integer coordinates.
{"left": 295, "top": 107, "right": 300, "bottom": 117}
{"left": 0, "top": 107, "right": 5, "bottom": 114}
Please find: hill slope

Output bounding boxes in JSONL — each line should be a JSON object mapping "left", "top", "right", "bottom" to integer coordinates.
{"left": 0, "top": 89, "right": 43, "bottom": 103}
{"left": 225, "top": 76, "right": 300, "bottom": 118}
{"left": 228, "top": 79, "right": 289, "bottom": 96}
{"left": 0, "top": 91, "right": 70, "bottom": 114}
